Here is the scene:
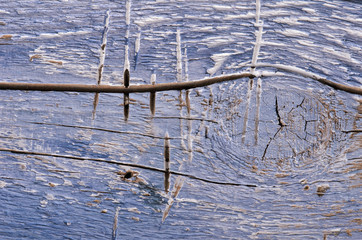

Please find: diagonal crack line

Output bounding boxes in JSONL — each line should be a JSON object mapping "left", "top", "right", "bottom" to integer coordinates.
{"left": 261, "top": 127, "right": 282, "bottom": 160}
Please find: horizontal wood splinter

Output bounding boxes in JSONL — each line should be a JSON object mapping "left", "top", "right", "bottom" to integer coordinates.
{"left": 0, "top": 73, "right": 254, "bottom": 93}
{"left": 255, "top": 63, "right": 362, "bottom": 95}
{"left": 1, "top": 66, "right": 359, "bottom": 95}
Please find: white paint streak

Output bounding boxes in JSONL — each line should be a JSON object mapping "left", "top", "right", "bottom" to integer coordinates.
{"left": 204, "top": 36, "right": 233, "bottom": 48}
{"left": 273, "top": 17, "right": 302, "bottom": 25}
{"left": 124, "top": 45, "right": 130, "bottom": 71}
{"left": 243, "top": 0, "right": 263, "bottom": 143}
{"left": 125, "top": 0, "right": 131, "bottom": 26}
{"left": 207, "top": 52, "right": 233, "bottom": 76}
{"left": 255, "top": 0, "right": 261, "bottom": 26}
{"left": 255, "top": 63, "right": 324, "bottom": 80}
{"left": 0, "top": 180, "right": 7, "bottom": 188}
{"left": 278, "top": 29, "right": 309, "bottom": 38}
{"left": 135, "top": 31, "right": 141, "bottom": 54}
{"left": 322, "top": 47, "right": 358, "bottom": 64}
{"left": 150, "top": 73, "right": 156, "bottom": 85}
{"left": 124, "top": 0, "right": 132, "bottom": 72}
{"left": 251, "top": 25, "right": 263, "bottom": 69}
{"left": 224, "top": 12, "right": 254, "bottom": 20}
{"left": 176, "top": 29, "right": 183, "bottom": 82}
{"left": 254, "top": 77, "right": 262, "bottom": 145}
{"left": 20, "top": 30, "right": 90, "bottom": 39}
{"left": 112, "top": 207, "right": 120, "bottom": 240}
{"left": 184, "top": 48, "right": 189, "bottom": 82}
{"left": 97, "top": 10, "right": 111, "bottom": 84}
{"left": 241, "top": 78, "right": 253, "bottom": 144}
{"left": 134, "top": 15, "right": 169, "bottom": 27}
{"left": 251, "top": 0, "right": 263, "bottom": 74}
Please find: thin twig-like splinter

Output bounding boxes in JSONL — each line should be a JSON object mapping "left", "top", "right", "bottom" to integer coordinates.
{"left": 164, "top": 132, "right": 171, "bottom": 193}
{"left": 150, "top": 73, "right": 156, "bottom": 115}
{"left": 0, "top": 72, "right": 254, "bottom": 93}
{"left": 124, "top": 69, "right": 130, "bottom": 120}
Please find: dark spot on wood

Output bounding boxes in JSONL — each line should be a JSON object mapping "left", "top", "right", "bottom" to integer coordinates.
{"left": 317, "top": 184, "right": 330, "bottom": 197}
{"left": 124, "top": 171, "right": 133, "bottom": 179}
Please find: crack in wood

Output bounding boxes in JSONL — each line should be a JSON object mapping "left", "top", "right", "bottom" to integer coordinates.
{"left": 0, "top": 147, "right": 256, "bottom": 187}
{"left": 275, "top": 96, "right": 287, "bottom": 127}
{"left": 262, "top": 96, "right": 287, "bottom": 160}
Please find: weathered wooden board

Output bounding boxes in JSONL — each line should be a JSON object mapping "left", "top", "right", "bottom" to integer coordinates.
{"left": 0, "top": 0, "right": 361, "bottom": 239}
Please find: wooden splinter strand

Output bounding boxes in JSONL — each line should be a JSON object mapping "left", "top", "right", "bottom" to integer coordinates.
{"left": 112, "top": 206, "right": 120, "bottom": 240}
{"left": 254, "top": 63, "right": 362, "bottom": 95}
{"left": 92, "top": 10, "right": 111, "bottom": 119}
{"left": 0, "top": 72, "right": 254, "bottom": 93}
{"left": 150, "top": 73, "right": 156, "bottom": 115}
{"left": 164, "top": 132, "right": 171, "bottom": 193}
{"left": 0, "top": 69, "right": 359, "bottom": 95}
{"left": 123, "top": 69, "right": 130, "bottom": 120}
